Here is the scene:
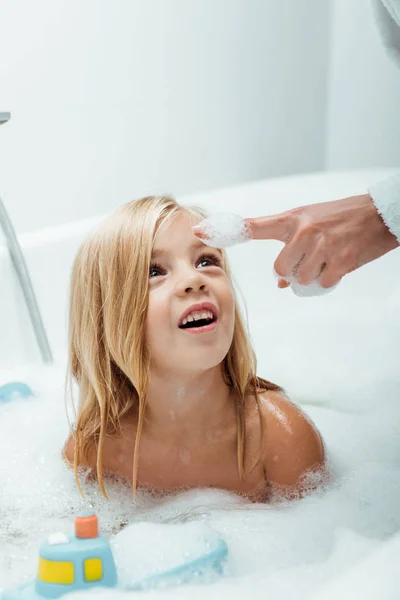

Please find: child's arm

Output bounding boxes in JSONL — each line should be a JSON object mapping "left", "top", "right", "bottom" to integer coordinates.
{"left": 259, "top": 391, "right": 327, "bottom": 500}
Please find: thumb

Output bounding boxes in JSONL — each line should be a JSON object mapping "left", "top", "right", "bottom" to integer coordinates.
{"left": 245, "top": 213, "right": 291, "bottom": 243}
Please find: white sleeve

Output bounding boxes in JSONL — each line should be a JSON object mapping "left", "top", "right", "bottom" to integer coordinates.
{"left": 368, "top": 173, "right": 400, "bottom": 243}
{"left": 372, "top": 0, "right": 400, "bottom": 66}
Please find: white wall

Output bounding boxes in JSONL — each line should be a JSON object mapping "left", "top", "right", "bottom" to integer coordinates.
{"left": 0, "top": 0, "right": 330, "bottom": 233}
{"left": 326, "top": 0, "right": 400, "bottom": 170}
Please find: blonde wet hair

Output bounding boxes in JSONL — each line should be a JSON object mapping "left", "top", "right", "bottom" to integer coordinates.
{"left": 67, "top": 196, "right": 281, "bottom": 498}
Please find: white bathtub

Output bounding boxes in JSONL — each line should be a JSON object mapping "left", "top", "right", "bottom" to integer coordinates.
{"left": 1, "top": 166, "right": 399, "bottom": 369}
{"left": 1, "top": 167, "right": 400, "bottom": 599}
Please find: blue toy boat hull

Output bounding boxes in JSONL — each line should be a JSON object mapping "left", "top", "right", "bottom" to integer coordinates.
{"left": 3, "top": 538, "right": 228, "bottom": 599}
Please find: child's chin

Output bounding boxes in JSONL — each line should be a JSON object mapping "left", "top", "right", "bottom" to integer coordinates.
{"left": 184, "top": 351, "right": 227, "bottom": 371}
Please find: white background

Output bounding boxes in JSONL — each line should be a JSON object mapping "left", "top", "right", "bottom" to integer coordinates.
{"left": 0, "top": 0, "right": 399, "bottom": 233}
{"left": 326, "top": 0, "right": 400, "bottom": 169}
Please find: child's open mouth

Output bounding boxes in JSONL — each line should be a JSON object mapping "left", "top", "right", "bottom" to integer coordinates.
{"left": 178, "top": 303, "right": 218, "bottom": 333}
{"left": 179, "top": 315, "right": 217, "bottom": 333}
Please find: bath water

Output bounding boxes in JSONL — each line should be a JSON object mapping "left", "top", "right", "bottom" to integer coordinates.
{"left": 1, "top": 298, "right": 399, "bottom": 600}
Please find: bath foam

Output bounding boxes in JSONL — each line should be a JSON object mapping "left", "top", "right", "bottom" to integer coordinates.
{"left": 272, "top": 269, "right": 338, "bottom": 298}
{"left": 1, "top": 358, "right": 400, "bottom": 600}
{"left": 194, "top": 213, "right": 337, "bottom": 297}
{"left": 194, "top": 213, "right": 252, "bottom": 248}
{"left": 113, "top": 521, "right": 228, "bottom": 590}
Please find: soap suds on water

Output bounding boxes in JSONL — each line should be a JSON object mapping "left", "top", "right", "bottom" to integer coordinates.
{"left": 1, "top": 318, "right": 400, "bottom": 600}
{"left": 112, "top": 521, "right": 227, "bottom": 589}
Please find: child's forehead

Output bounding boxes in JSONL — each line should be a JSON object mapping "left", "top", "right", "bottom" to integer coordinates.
{"left": 153, "top": 213, "right": 198, "bottom": 248}
{"left": 152, "top": 214, "right": 219, "bottom": 256}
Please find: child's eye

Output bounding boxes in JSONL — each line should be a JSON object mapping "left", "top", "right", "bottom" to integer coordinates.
{"left": 149, "top": 263, "right": 165, "bottom": 278}
{"left": 197, "top": 254, "right": 221, "bottom": 268}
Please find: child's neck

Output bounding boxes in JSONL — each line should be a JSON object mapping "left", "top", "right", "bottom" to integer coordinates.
{"left": 143, "top": 365, "right": 235, "bottom": 443}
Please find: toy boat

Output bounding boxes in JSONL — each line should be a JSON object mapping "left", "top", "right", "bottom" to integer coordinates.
{"left": 3, "top": 512, "right": 228, "bottom": 598}
{"left": 3, "top": 513, "right": 116, "bottom": 599}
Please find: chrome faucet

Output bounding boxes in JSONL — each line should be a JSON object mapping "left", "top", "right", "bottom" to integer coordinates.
{"left": 0, "top": 112, "right": 53, "bottom": 364}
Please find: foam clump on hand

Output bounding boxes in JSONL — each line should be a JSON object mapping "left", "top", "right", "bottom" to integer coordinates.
{"left": 193, "top": 213, "right": 251, "bottom": 248}
{"left": 273, "top": 269, "right": 338, "bottom": 297}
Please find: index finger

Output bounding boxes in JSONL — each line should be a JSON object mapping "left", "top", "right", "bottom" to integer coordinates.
{"left": 245, "top": 213, "right": 293, "bottom": 243}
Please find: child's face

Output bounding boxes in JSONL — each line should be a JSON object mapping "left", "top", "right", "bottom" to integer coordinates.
{"left": 146, "top": 213, "right": 235, "bottom": 374}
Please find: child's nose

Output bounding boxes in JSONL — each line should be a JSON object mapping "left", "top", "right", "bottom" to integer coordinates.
{"left": 175, "top": 269, "right": 208, "bottom": 296}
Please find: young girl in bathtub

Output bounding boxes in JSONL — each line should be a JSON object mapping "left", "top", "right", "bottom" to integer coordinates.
{"left": 63, "top": 196, "right": 326, "bottom": 502}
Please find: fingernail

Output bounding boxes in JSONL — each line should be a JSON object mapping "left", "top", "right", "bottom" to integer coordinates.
{"left": 278, "top": 279, "right": 290, "bottom": 289}
{"left": 192, "top": 225, "right": 206, "bottom": 238}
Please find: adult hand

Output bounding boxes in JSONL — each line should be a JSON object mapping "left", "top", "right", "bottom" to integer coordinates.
{"left": 245, "top": 194, "right": 399, "bottom": 289}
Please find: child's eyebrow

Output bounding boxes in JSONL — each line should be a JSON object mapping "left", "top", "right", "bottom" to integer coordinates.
{"left": 151, "top": 242, "right": 222, "bottom": 258}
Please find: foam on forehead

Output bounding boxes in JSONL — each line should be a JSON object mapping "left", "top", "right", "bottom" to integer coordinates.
{"left": 195, "top": 213, "right": 251, "bottom": 248}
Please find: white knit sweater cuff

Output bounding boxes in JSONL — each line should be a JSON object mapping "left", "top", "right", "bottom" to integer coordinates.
{"left": 368, "top": 172, "right": 400, "bottom": 243}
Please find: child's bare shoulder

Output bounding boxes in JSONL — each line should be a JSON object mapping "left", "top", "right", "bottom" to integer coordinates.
{"left": 62, "top": 420, "right": 133, "bottom": 477}
{"left": 256, "top": 390, "right": 326, "bottom": 496}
